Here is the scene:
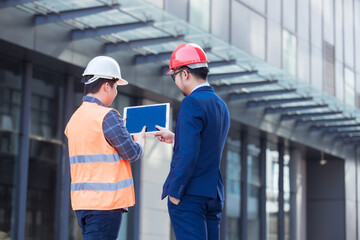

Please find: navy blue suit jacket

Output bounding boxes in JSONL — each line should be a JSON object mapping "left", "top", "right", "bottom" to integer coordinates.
{"left": 162, "top": 86, "right": 230, "bottom": 201}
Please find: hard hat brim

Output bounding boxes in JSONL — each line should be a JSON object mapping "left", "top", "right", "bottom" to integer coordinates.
{"left": 116, "top": 78, "right": 128, "bottom": 85}
{"left": 165, "top": 68, "right": 174, "bottom": 75}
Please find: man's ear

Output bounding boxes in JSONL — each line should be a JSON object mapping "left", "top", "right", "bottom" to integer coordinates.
{"left": 103, "top": 82, "right": 110, "bottom": 92}
{"left": 183, "top": 70, "right": 190, "bottom": 80}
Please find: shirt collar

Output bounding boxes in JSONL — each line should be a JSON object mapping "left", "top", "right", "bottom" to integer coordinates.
{"left": 190, "top": 82, "right": 210, "bottom": 94}
{"left": 82, "top": 96, "right": 106, "bottom": 107}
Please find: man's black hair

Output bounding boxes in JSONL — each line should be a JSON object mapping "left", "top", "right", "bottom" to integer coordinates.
{"left": 182, "top": 67, "right": 209, "bottom": 80}
{"left": 82, "top": 75, "right": 117, "bottom": 95}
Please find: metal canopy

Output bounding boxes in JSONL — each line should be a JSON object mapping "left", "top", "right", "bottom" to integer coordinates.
{"left": 247, "top": 97, "right": 314, "bottom": 108}
{"left": 35, "top": 4, "right": 120, "bottom": 25}
{"left": 9, "top": 0, "right": 360, "bottom": 145}
{"left": 136, "top": 47, "right": 212, "bottom": 65}
{"left": 228, "top": 89, "right": 296, "bottom": 101}
{"left": 297, "top": 117, "right": 356, "bottom": 127}
{"left": 72, "top": 20, "right": 155, "bottom": 40}
{"left": 323, "top": 129, "right": 360, "bottom": 137}
{"left": 264, "top": 104, "right": 328, "bottom": 114}
{"left": 0, "top": 0, "right": 36, "bottom": 9}
{"left": 105, "top": 35, "right": 184, "bottom": 53}
{"left": 281, "top": 111, "right": 342, "bottom": 121}
{"left": 208, "top": 70, "right": 258, "bottom": 82}
{"left": 213, "top": 79, "right": 278, "bottom": 92}
{"left": 310, "top": 123, "right": 360, "bottom": 131}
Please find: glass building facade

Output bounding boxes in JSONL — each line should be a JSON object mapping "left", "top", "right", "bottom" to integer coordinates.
{"left": 0, "top": 0, "right": 359, "bottom": 239}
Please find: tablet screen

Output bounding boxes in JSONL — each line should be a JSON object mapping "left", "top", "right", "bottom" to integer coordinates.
{"left": 123, "top": 103, "right": 169, "bottom": 134}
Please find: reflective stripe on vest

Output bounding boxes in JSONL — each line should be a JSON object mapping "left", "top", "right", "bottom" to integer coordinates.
{"left": 70, "top": 153, "right": 121, "bottom": 164}
{"left": 71, "top": 178, "right": 133, "bottom": 191}
{"left": 65, "top": 101, "right": 135, "bottom": 210}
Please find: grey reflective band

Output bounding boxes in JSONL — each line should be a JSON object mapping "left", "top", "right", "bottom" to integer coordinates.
{"left": 70, "top": 153, "right": 121, "bottom": 165}
{"left": 71, "top": 178, "right": 133, "bottom": 192}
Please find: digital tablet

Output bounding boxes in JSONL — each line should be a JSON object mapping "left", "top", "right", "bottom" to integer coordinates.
{"left": 123, "top": 103, "right": 170, "bottom": 134}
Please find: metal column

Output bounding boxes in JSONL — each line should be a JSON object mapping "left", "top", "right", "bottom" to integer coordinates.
{"left": 278, "top": 140, "right": 285, "bottom": 240}
{"left": 240, "top": 130, "right": 248, "bottom": 240}
{"left": 260, "top": 136, "right": 267, "bottom": 240}
{"left": 12, "top": 61, "right": 32, "bottom": 240}
{"left": 58, "top": 75, "right": 74, "bottom": 240}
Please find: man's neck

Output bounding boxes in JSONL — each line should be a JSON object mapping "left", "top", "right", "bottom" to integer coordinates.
{"left": 86, "top": 93, "right": 108, "bottom": 106}
{"left": 190, "top": 81, "right": 210, "bottom": 94}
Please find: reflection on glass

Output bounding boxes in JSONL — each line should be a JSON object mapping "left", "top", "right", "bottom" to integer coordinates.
{"left": 247, "top": 137, "right": 260, "bottom": 240}
{"left": 231, "top": 2, "right": 266, "bottom": 60}
{"left": 344, "top": 67, "right": 355, "bottom": 106}
{"left": 343, "top": 0, "right": 354, "bottom": 68}
{"left": 284, "top": 149, "right": 291, "bottom": 240}
{"left": 267, "top": 21, "right": 281, "bottom": 68}
{"left": 189, "top": 0, "right": 210, "bottom": 31}
{"left": 266, "top": 144, "right": 278, "bottom": 240}
{"left": 283, "top": 0, "right": 295, "bottom": 32}
{"left": 324, "top": 0, "right": 334, "bottom": 45}
{"left": 225, "top": 131, "right": 241, "bottom": 240}
{"left": 297, "top": 0, "right": 310, "bottom": 41}
{"left": 31, "top": 67, "right": 65, "bottom": 140}
{"left": 283, "top": 30, "right": 297, "bottom": 76}
{"left": 335, "top": 0, "right": 343, "bottom": 61}
{"left": 0, "top": 56, "right": 22, "bottom": 239}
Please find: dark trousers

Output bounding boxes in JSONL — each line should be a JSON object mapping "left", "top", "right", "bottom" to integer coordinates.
{"left": 168, "top": 194, "right": 224, "bottom": 240}
{"left": 76, "top": 209, "right": 123, "bottom": 240}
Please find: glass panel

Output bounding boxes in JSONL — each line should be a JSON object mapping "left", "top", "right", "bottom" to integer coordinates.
{"left": 324, "top": 42, "right": 335, "bottom": 95}
{"left": 335, "top": 0, "right": 344, "bottom": 62}
{"left": 311, "top": 0, "right": 323, "bottom": 49}
{"left": 283, "top": 0, "right": 296, "bottom": 32}
{"left": 225, "top": 130, "right": 241, "bottom": 240}
{"left": 165, "top": 0, "right": 188, "bottom": 21}
{"left": 231, "top": 2, "right": 265, "bottom": 60}
{"left": 266, "top": 142, "right": 278, "bottom": 240}
{"left": 189, "top": 0, "right": 210, "bottom": 32}
{"left": 324, "top": 0, "right": 335, "bottom": 45}
{"left": 26, "top": 140, "right": 61, "bottom": 240}
{"left": 284, "top": 147, "right": 291, "bottom": 240}
{"left": 26, "top": 65, "right": 65, "bottom": 240}
{"left": 31, "top": 67, "right": 65, "bottom": 140}
{"left": 344, "top": 0, "right": 354, "bottom": 68}
{"left": 297, "top": 38, "right": 310, "bottom": 83}
{"left": 247, "top": 137, "right": 261, "bottom": 240}
{"left": 311, "top": 47, "right": 323, "bottom": 90}
{"left": 297, "top": 0, "right": 310, "bottom": 41}
{"left": 238, "top": 0, "right": 265, "bottom": 14}
{"left": 335, "top": 61, "right": 344, "bottom": 101}
{"left": 344, "top": 67, "right": 355, "bottom": 107}
{"left": 0, "top": 56, "right": 22, "bottom": 239}
{"left": 357, "top": 72, "right": 360, "bottom": 108}
{"left": 267, "top": 0, "right": 281, "bottom": 23}
{"left": 211, "top": 0, "right": 230, "bottom": 42}
{"left": 282, "top": 30, "right": 297, "bottom": 76}
{"left": 267, "top": 20, "right": 281, "bottom": 68}
{"left": 356, "top": 0, "right": 360, "bottom": 72}
{"left": 144, "top": 0, "right": 164, "bottom": 9}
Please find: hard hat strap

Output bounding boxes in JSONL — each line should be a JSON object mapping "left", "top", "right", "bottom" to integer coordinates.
{"left": 84, "top": 76, "right": 100, "bottom": 85}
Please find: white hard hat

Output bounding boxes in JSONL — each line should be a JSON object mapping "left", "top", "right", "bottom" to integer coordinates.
{"left": 82, "top": 56, "right": 128, "bottom": 85}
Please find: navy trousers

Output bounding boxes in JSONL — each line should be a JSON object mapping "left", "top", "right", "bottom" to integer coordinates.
{"left": 76, "top": 209, "right": 123, "bottom": 240}
{"left": 168, "top": 194, "right": 224, "bottom": 240}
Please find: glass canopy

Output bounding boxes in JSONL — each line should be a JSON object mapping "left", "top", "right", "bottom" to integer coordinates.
{"left": 5, "top": 0, "right": 360, "bottom": 143}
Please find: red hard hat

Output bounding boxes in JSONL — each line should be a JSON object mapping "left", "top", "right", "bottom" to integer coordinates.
{"left": 166, "top": 43, "right": 210, "bottom": 75}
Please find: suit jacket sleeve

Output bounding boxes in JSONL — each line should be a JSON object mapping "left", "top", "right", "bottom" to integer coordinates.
{"left": 168, "top": 96, "right": 203, "bottom": 199}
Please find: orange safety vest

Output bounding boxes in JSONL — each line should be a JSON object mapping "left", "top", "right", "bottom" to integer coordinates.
{"left": 64, "top": 101, "right": 135, "bottom": 210}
